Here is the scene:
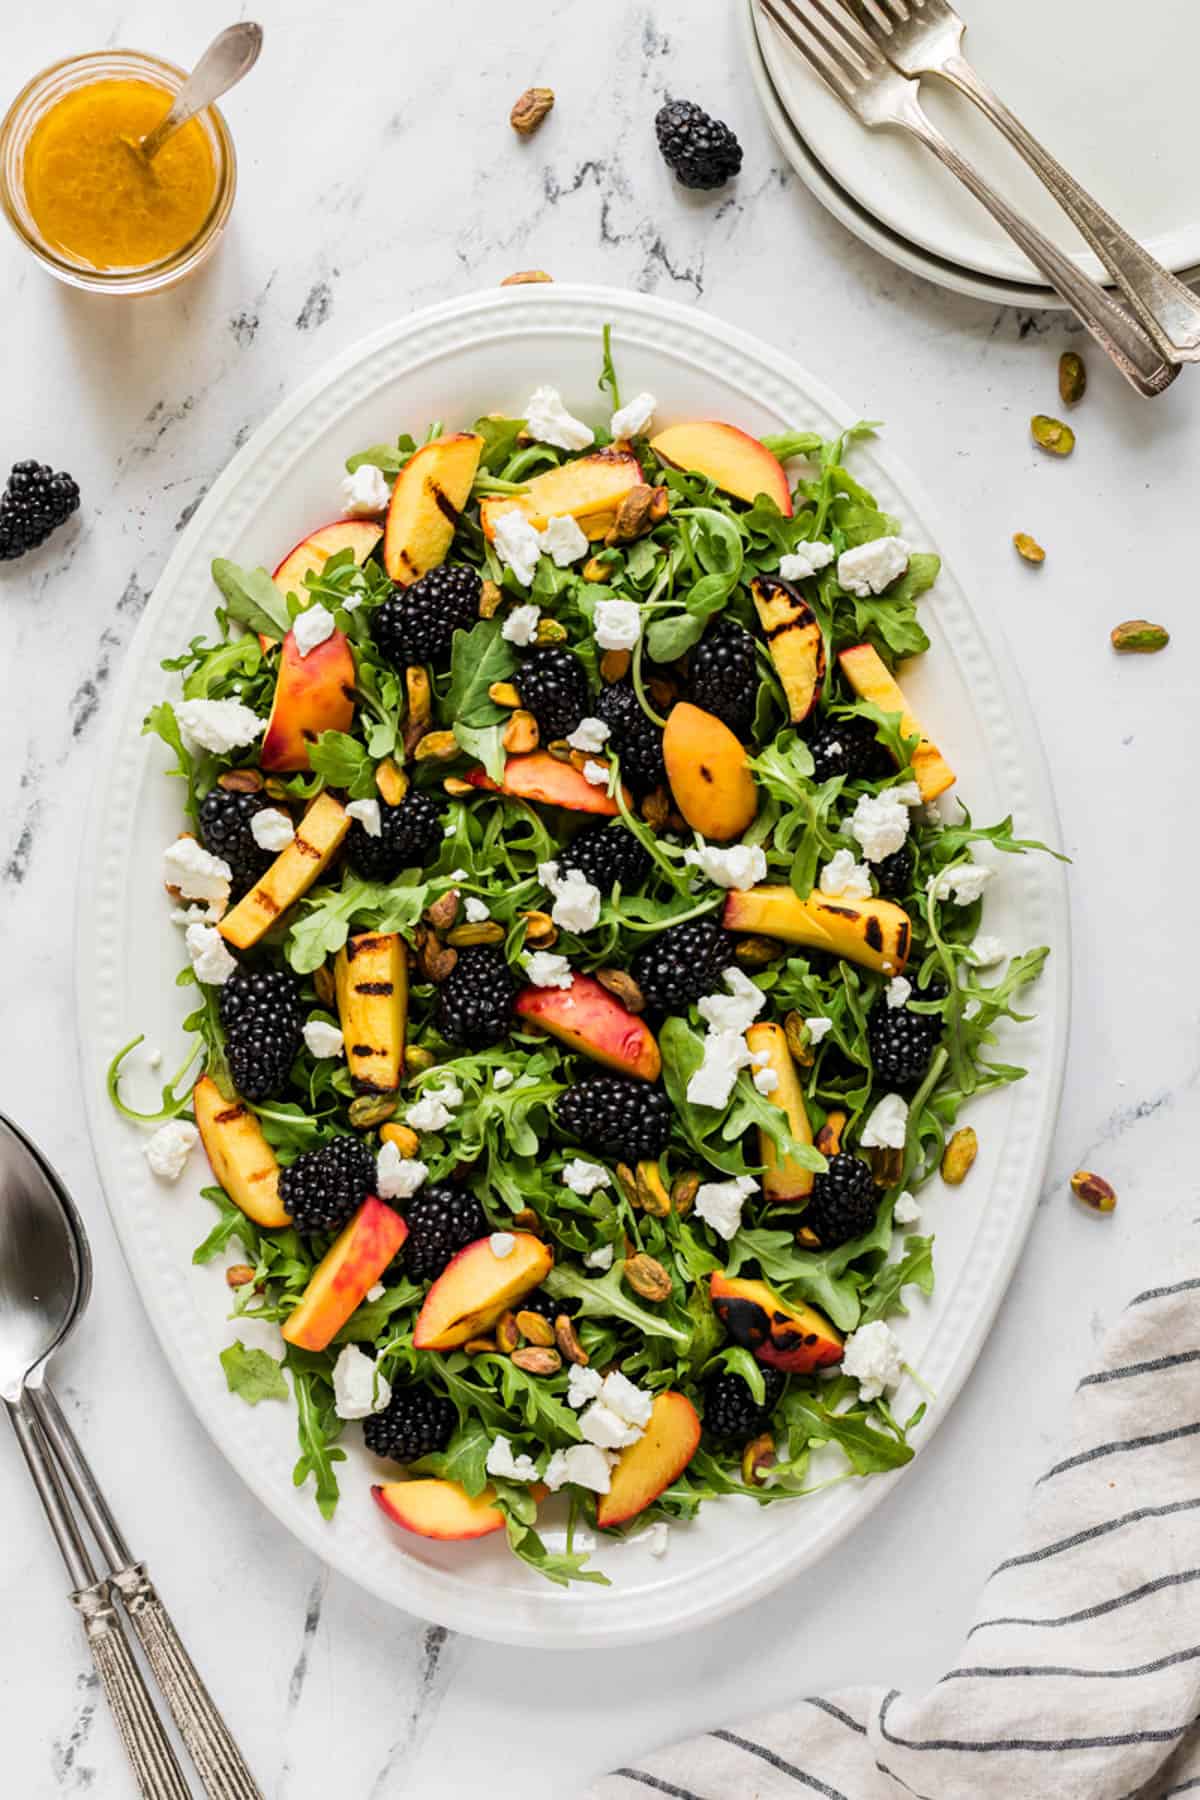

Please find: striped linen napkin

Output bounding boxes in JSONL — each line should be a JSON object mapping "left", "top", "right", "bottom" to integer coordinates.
{"left": 588, "top": 1272, "right": 1200, "bottom": 1800}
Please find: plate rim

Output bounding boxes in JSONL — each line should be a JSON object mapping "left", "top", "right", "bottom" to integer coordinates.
{"left": 77, "top": 283, "right": 1071, "bottom": 1648}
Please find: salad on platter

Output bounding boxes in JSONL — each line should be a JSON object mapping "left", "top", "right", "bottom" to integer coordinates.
{"left": 111, "top": 330, "right": 1054, "bottom": 1586}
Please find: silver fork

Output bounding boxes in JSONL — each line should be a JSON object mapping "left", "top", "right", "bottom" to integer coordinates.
{"left": 758, "top": 0, "right": 1179, "bottom": 395}
{"left": 844, "top": 0, "right": 1200, "bottom": 361}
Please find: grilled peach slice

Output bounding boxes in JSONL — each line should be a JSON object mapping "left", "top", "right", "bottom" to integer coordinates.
{"left": 596, "top": 1393, "right": 701, "bottom": 1529}
{"left": 260, "top": 627, "right": 358, "bottom": 773}
{"left": 745, "top": 1021, "right": 814, "bottom": 1205}
{"left": 372, "top": 1479, "right": 507, "bottom": 1541}
{"left": 515, "top": 972, "right": 661, "bottom": 1080}
{"left": 220, "top": 792, "right": 351, "bottom": 950}
{"left": 650, "top": 422, "right": 792, "bottom": 516}
{"left": 282, "top": 1196, "right": 408, "bottom": 1353}
{"left": 272, "top": 517, "right": 382, "bottom": 601}
{"left": 335, "top": 932, "right": 407, "bottom": 1094}
{"left": 837, "top": 644, "right": 955, "bottom": 802}
{"left": 662, "top": 703, "right": 757, "bottom": 841}
{"left": 724, "top": 885, "right": 910, "bottom": 977}
{"left": 750, "top": 574, "right": 825, "bottom": 724}
{"left": 384, "top": 433, "right": 483, "bottom": 584}
{"left": 479, "top": 449, "right": 642, "bottom": 542}
{"left": 413, "top": 1233, "right": 554, "bottom": 1351}
{"left": 465, "top": 752, "right": 626, "bottom": 816}
{"left": 710, "top": 1273, "right": 843, "bottom": 1374}
{"left": 193, "top": 1075, "right": 290, "bottom": 1228}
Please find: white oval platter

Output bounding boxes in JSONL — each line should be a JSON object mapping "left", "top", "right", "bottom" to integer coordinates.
{"left": 78, "top": 285, "right": 1069, "bottom": 1649}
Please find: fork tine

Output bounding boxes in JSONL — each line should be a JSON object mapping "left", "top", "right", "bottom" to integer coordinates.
{"left": 759, "top": 0, "right": 861, "bottom": 102}
{"left": 804, "top": 0, "right": 890, "bottom": 71}
{"left": 851, "top": 0, "right": 898, "bottom": 31}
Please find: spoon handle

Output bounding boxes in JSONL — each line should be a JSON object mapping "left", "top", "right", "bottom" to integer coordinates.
{"left": 6, "top": 1401, "right": 192, "bottom": 1800}
{"left": 31, "top": 1383, "right": 264, "bottom": 1800}
{"left": 139, "top": 21, "right": 263, "bottom": 161}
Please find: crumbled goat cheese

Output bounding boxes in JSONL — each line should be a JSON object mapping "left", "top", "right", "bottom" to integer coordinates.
{"left": 303, "top": 1020, "right": 344, "bottom": 1058}
{"left": 610, "top": 392, "right": 657, "bottom": 438}
{"left": 501, "top": 601, "right": 542, "bottom": 645}
{"left": 366, "top": 1282, "right": 387, "bottom": 1303}
{"left": 292, "top": 603, "right": 336, "bottom": 657}
{"left": 332, "top": 1344, "right": 392, "bottom": 1420}
{"left": 584, "top": 1243, "right": 615, "bottom": 1271}
{"left": 963, "top": 998, "right": 981, "bottom": 1020}
{"left": 568, "top": 1364, "right": 604, "bottom": 1408}
{"left": 779, "top": 540, "right": 835, "bottom": 580}
{"left": 931, "top": 861, "right": 993, "bottom": 905}
{"left": 463, "top": 897, "right": 490, "bottom": 923}
{"left": 493, "top": 510, "right": 543, "bottom": 587}
{"left": 753, "top": 1065, "right": 779, "bottom": 1096}
{"left": 538, "top": 514, "right": 590, "bottom": 566}
{"left": 538, "top": 860, "right": 602, "bottom": 932}
{"left": 493, "top": 1068, "right": 515, "bottom": 1090}
{"left": 523, "top": 386, "right": 595, "bottom": 452}
{"left": 143, "top": 1120, "right": 198, "bottom": 1182}
{"left": 694, "top": 1174, "right": 757, "bottom": 1241}
{"left": 684, "top": 841, "right": 768, "bottom": 890}
{"left": 861, "top": 1092, "right": 909, "bottom": 1150}
{"left": 375, "top": 1142, "right": 428, "bottom": 1200}
{"left": 524, "top": 951, "right": 573, "bottom": 989}
{"left": 579, "top": 1402, "right": 643, "bottom": 1450}
{"left": 893, "top": 1190, "right": 921, "bottom": 1226}
{"left": 971, "top": 934, "right": 1006, "bottom": 968}
{"left": 601, "top": 1372, "right": 653, "bottom": 1428}
{"left": 593, "top": 598, "right": 642, "bottom": 651}
{"left": 567, "top": 716, "right": 611, "bottom": 753}
{"left": 170, "top": 902, "right": 222, "bottom": 926}
{"left": 163, "top": 837, "right": 232, "bottom": 907}
{"left": 489, "top": 1232, "right": 516, "bottom": 1259}
{"left": 885, "top": 976, "right": 912, "bottom": 1011}
{"left": 250, "top": 808, "right": 295, "bottom": 853}
{"left": 848, "top": 790, "right": 913, "bottom": 863}
{"left": 486, "top": 1435, "right": 541, "bottom": 1483}
{"left": 174, "top": 698, "right": 264, "bottom": 755}
{"left": 819, "top": 850, "right": 873, "bottom": 899}
{"left": 185, "top": 924, "right": 237, "bottom": 986}
{"left": 345, "top": 798, "right": 381, "bottom": 837}
{"left": 340, "top": 463, "right": 392, "bottom": 514}
{"left": 687, "top": 1030, "right": 754, "bottom": 1110}
{"left": 640, "top": 1521, "right": 670, "bottom": 1557}
{"left": 146, "top": 1048, "right": 162, "bottom": 1069}
{"left": 562, "top": 1158, "right": 610, "bottom": 1196}
{"left": 842, "top": 1320, "right": 904, "bottom": 1401}
{"left": 697, "top": 966, "right": 766, "bottom": 1037}
{"left": 543, "top": 1443, "right": 611, "bottom": 1494}
{"left": 405, "top": 1082, "right": 464, "bottom": 1133}
{"left": 581, "top": 759, "right": 610, "bottom": 788}
{"left": 805, "top": 1016, "right": 834, "bottom": 1044}
{"left": 837, "top": 536, "right": 910, "bottom": 597}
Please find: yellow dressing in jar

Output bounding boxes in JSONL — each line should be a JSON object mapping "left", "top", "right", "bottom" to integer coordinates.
{"left": 22, "top": 78, "right": 215, "bottom": 271}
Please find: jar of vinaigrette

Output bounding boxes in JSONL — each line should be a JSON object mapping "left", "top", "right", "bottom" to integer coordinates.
{"left": 0, "top": 51, "right": 235, "bottom": 293}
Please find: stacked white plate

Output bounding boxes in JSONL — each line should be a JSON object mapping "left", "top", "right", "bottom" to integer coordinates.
{"left": 744, "top": 0, "right": 1200, "bottom": 309}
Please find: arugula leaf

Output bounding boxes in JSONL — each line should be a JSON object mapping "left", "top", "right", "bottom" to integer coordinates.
{"left": 345, "top": 435, "right": 416, "bottom": 475}
{"left": 307, "top": 731, "right": 378, "bottom": 798}
{"left": 142, "top": 701, "right": 200, "bottom": 827}
{"left": 859, "top": 1235, "right": 935, "bottom": 1325}
{"left": 411, "top": 1419, "right": 493, "bottom": 1498}
{"left": 545, "top": 1264, "right": 689, "bottom": 1345}
{"left": 445, "top": 618, "right": 517, "bottom": 726}
{"left": 286, "top": 872, "right": 430, "bottom": 973}
{"left": 211, "top": 558, "right": 292, "bottom": 639}
{"left": 760, "top": 429, "right": 824, "bottom": 461}
{"left": 286, "top": 1350, "right": 346, "bottom": 1519}
{"left": 779, "top": 1389, "right": 914, "bottom": 1476}
{"left": 220, "top": 1340, "right": 289, "bottom": 1404}
{"left": 598, "top": 323, "right": 621, "bottom": 413}
{"left": 454, "top": 719, "right": 506, "bottom": 783}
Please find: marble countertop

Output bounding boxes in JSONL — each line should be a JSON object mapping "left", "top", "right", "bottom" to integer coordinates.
{"left": 3, "top": 1, "right": 1197, "bottom": 1794}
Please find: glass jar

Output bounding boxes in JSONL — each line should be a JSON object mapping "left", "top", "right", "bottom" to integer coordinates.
{"left": 0, "top": 49, "right": 236, "bottom": 295}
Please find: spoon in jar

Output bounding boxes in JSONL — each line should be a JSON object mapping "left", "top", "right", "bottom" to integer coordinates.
{"left": 132, "top": 22, "right": 264, "bottom": 163}
{"left": 0, "top": 1113, "right": 261, "bottom": 1798}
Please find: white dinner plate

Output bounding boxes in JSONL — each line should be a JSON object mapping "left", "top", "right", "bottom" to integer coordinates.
{"left": 753, "top": 0, "right": 1200, "bottom": 288}
{"left": 78, "top": 286, "right": 1069, "bottom": 1648}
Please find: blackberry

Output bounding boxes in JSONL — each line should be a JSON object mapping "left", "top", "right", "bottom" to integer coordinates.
{"left": 347, "top": 789, "right": 442, "bottom": 881}
{"left": 198, "top": 787, "right": 274, "bottom": 898}
{"left": 402, "top": 1184, "right": 488, "bottom": 1283}
{"left": 364, "top": 1382, "right": 457, "bottom": 1464}
{"left": 557, "top": 1075, "right": 672, "bottom": 1163}
{"left": 633, "top": 917, "right": 735, "bottom": 1013}
{"left": 806, "top": 1154, "right": 879, "bottom": 1248}
{"left": 0, "top": 460, "right": 80, "bottom": 561}
{"left": 806, "top": 715, "right": 891, "bottom": 785}
{"left": 689, "top": 618, "right": 758, "bottom": 739}
{"left": 516, "top": 647, "right": 589, "bottom": 743}
{"left": 218, "top": 968, "right": 303, "bottom": 1102}
{"left": 655, "top": 100, "right": 743, "bottom": 191}
{"left": 594, "top": 682, "right": 665, "bottom": 796}
{"left": 371, "top": 565, "right": 480, "bottom": 668}
{"left": 279, "top": 1136, "right": 377, "bottom": 1235}
{"left": 703, "top": 1367, "right": 785, "bottom": 1443}
{"left": 867, "top": 999, "right": 941, "bottom": 1087}
{"left": 875, "top": 843, "right": 915, "bottom": 900}
{"left": 515, "top": 1287, "right": 579, "bottom": 1322}
{"left": 561, "top": 821, "right": 650, "bottom": 895}
{"left": 437, "top": 946, "right": 515, "bottom": 1049}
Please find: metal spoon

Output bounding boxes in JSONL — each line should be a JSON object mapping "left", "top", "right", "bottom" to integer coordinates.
{"left": 135, "top": 22, "right": 264, "bottom": 163}
{"left": 0, "top": 1114, "right": 261, "bottom": 1799}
